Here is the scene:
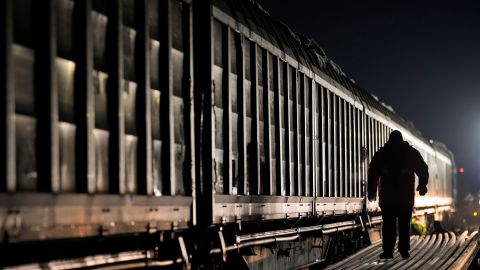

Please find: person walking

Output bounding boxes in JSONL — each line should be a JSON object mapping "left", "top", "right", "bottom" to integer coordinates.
{"left": 367, "top": 130, "right": 429, "bottom": 259}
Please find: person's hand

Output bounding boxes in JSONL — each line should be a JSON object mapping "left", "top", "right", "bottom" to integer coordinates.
{"left": 416, "top": 185, "right": 427, "bottom": 196}
{"left": 368, "top": 193, "right": 376, "bottom": 202}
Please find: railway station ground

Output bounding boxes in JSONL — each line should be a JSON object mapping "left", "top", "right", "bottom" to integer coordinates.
{"left": 320, "top": 229, "right": 480, "bottom": 270}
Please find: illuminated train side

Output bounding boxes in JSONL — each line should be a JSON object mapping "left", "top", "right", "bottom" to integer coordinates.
{"left": 205, "top": 0, "right": 456, "bottom": 223}
{"left": 0, "top": 0, "right": 455, "bottom": 268}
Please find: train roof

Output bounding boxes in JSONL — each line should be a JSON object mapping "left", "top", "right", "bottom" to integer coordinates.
{"left": 213, "top": 0, "right": 445, "bottom": 148}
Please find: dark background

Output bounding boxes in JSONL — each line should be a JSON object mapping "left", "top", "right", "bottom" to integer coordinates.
{"left": 256, "top": 0, "right": 480, "bottom": 202}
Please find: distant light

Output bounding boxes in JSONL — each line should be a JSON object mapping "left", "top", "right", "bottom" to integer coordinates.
{"left": 474, "top": 211, "right": 478, "bottom": 217}
{"left": 459, "top": 167, "right": 465, "bottom": 173}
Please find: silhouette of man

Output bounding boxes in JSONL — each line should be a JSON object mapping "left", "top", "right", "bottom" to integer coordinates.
{"left": 367, "top": 130, "right": 429, "bottom": 260}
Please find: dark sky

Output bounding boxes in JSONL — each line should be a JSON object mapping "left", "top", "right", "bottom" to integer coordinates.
{"left": 257, "top": 0, "right": 480, "bottom": 198}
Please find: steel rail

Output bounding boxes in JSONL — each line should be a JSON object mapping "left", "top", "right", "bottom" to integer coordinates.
{"left": 419, "top": 232, "right": 456, "bottom": 270}
{"left": 376, "top": 235, "right": 424, "bottom": 270}
{"left": 408, "top": 232, "right": 444, "bottom": 269}
{"left": 328, "top": 230, "right": 479, "bottom": 270}
{"left": 448, "top": 232, "right": 479, "bottom": 270}
{"left": 432, "top": 231, "right": 467, "bottom": 269}
{"left": 394, "top": 234, "right": 436, "bottom": 270}
{"left": 359, "top": 236, "right": 427, "bottom": 270}
{"left": 439, "top": 231, "right": 478, "bottom": 270}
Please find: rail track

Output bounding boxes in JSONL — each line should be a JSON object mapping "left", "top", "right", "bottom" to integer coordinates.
{"left": 326, "top": 230, "right": 479, "bottom": 270}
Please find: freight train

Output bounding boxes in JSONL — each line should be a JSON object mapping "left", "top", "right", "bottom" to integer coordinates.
{"left": 0, "top": 0, "right": 456, "bottom": 268}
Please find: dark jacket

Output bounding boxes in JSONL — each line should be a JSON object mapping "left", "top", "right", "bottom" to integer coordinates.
{"left": 367, "top": 140, "right": 429, "bottom": 208}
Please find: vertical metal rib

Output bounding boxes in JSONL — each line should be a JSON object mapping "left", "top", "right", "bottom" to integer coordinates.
{"left": 375, "top": 120, "right": 378, "bottom": 153}
{"left": 274, "top": 57, "right": 283, "bottom": 195}
{"left": 308, "top": 79, "right": 318, "bottom": 196}
{"left": 384, "top": 124, "right": 387, "bottom": 145}
{"left": 106, "top": 0, "right": 125, "bottom": 194}
{"left": 284, "top": 63, "right": 291, "bottom": 196}
{"left": 380, "top": 122, "right": 383, "bottom": 146}
{"left": 159, "top": 0, "right": 175, "bottom": 195}
{"left": 344, "top": 100, "right": 348, "bottom": 197}
{"left": 300, "top": 74, "right": 306, "bottom": 196}
{"left": 379, "top": 123, "right": 383, "bottom": 146}
{"left": 333, "top": 94, "right": 337, "bottom": 197}
{"left": 378, "top": 122, "right": 381, "bottom": 147}
{"left": 321, "top": 86, "right": 326, "bottom": 197}
{"left": 193, "top": 0, "right": 213, "bottom": 226}
{"left": 379, "top": 123, "right": 382, "bottom": 146}
{"left": 344, "top": 102, "right": 348, "bottom": 197}
{"left": 223, "top": 28, "right": 232, "bottom": 195}
{"left": 378, "top": 122, "right": 384, "bottom": 148}
{"left": 184, "top": 0, "right": 195, "bottom": 221}
{"left": 342, "top": 100, "right": 350, "bottom": 197}
{"left": 0, "top": 0, "right": 14, "bottom": 192}
{"left": 262, "top": 50, "right": 272, "bottom": 195}
{"left": 361, "top": 111, "right": 372, "bottom": 197}
{"left": 371, "top": 118, "right": 374, "bottom": 160}
{"left": 238, "top": 35, "right": 246, "bottom": 195}
{"left": 382, "top": 125, "right": 386, "bottom": 145}
{"left": 356, "top": 108, "right": 359, "bottom": 197}
{"left": 379, "top": 122, "right": 382, "bottom": 146}
{"left": 368, "top": 117, "right": 372, "bottom": 161}
{"left": 353, "top": 107, "right": 357, "bottom": 197}
{"left": 326, "top": 90, "right": 331, "bottom": 197}
{"left": 370, "top": 118, "right": 374, "bottom": 157}
{"left": 337, "top": 97, "right": 345, "bottom": 197}
{"left": 343, "top": 100, "right": 347, "bottom": 197}
{"left": 363, "top": 113, "right": 368, "bottom": 196}
{"left": 311, "top": 81, "right": 316, "bottom": 198}
{"left": 34, "top": 0, "right": 59, "bottom": 192}
{"left": 359, "top": 110, "right": 363, "bottom": 197}
{"left": 380, "top": 122, "right": 382, "bottom": 147}
{"left": 352, "top": 105, "right": 355, "bottom": 198}
{"left": 359, "top": 108, "right": 363, "bottom": 196}
{"left": 73, "top": 0, "right": 94, "bottom": 193}
{"left": 135, "top": 0, "right": 153, "bottom": 195}
{"left": 373, "top": 120, "right": 376, "bottom": 154}
{"left": 371, "top": 118, "right": 374, "bottom": 159}
{"left": 251, "top": 43, "right": 260, "bottom": 195}
{"left": 380, "top": 124, "right": 383, "bottom": 146}
{"left": 366, "top": 116, "right": 370, "bottom": 162}
{"left": 348, "top": 104, "right": 352, "bottom": 197}
{"left": 299, "top": 74, "right": 305, "bottom": 196}
{"left": 359, "top": 109, "right": 363, "bottom": 197}
{"left": 385, "top": 124, "right": 387, "bottom": 144}
{"left": 292, "top": 69, "right": 299, "bottom": 196}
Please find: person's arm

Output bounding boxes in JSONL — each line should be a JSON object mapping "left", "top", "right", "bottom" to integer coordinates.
{"left": 413, "top": 148, "right": 429, "bottom": 195}
{"left": 367, "top": 151, "right": 382, "bottom": 200}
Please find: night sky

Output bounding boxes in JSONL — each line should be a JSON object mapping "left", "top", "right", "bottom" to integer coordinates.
{"left": 257, "top": 0, "right": 480, "bottom": 199}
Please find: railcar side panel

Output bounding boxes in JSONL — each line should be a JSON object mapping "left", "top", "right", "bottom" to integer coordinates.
{"left": 1, "top": 0, "right": 194, "bottom": 242}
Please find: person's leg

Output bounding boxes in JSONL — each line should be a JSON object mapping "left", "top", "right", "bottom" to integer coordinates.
{"left": 381, "top": 207, "right": 396, "bottom": 256}
{"left": 398, "top": 206, "right": 413, "bottom": 257}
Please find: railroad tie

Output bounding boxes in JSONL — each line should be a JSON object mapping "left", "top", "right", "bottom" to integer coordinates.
{"left": 325, "top": 230, "right": 479, "bottom": 270}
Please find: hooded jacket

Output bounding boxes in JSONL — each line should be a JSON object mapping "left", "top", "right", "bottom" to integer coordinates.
{"left": 367, "top": 139, "right": 429, "bottom": 208}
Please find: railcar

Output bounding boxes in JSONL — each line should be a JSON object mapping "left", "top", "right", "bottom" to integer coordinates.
{"left": 0, "top": 0, "right": 456, "bottom": 268}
